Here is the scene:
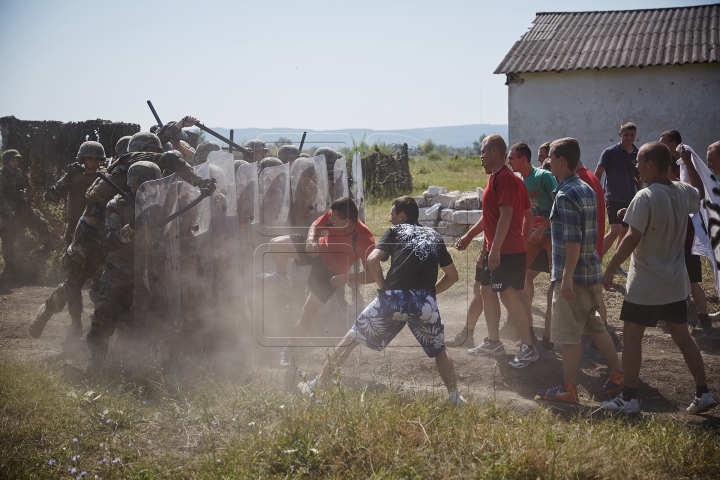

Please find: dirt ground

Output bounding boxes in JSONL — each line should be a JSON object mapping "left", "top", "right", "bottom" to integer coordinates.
{"left": 2, "top": 262, "right": 719, "bottom": 427}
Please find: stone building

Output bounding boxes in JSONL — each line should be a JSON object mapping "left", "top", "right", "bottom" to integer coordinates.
{"left": 495, "top": 4, "right": 720, "bottom": 170}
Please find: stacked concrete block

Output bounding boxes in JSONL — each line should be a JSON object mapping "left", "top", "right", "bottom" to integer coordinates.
{"left": 415, "top": 185, "right": 486, "bottom": 246}
{"left": 452, "top": 209, "right": 483, "bottom": 225}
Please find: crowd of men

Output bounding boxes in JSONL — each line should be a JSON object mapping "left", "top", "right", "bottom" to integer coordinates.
{"left": 1, "top": 118, "right": 718, "bottom": 413}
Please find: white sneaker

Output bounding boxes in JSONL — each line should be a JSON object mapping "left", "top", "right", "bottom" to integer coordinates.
{"left": 508, "top": 344, "right": 539, "bottom": 368}
{"left": 468, "top": 337, "right": 506, "bottom": 356}
{"left": 601, "top": 393, "right": 641, "bottom": 413}
{"left": 449, "top": 390, "right": 466, "bottom": 407}
{"left": 298, "top": 377, "right": 318, "bottom": 396}
{"left": 687, "top": 392, "right": 718, "bottom": 415}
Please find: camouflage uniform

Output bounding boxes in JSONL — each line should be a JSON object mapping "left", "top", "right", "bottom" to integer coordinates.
{"left": 86, "top": 193, "right": 135, "bottom": 363}
{"left": 30, "top": 144, "right": 109, "bottom": 337}
{"left": 83, "top": 123, "right": 208, "bottom": 220}
{"left": 0, "top": 150, "right": 53, "bottom": 273}
{"left": 44, "top": 161, "right": 107, "bottom": 245}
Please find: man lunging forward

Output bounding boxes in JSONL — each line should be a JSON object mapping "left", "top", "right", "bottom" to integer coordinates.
{"left": 298, "top": 196, "right": 464, "bottom": 406}
{"left": 601, "top": 142, "right": 716, "bottom": 414}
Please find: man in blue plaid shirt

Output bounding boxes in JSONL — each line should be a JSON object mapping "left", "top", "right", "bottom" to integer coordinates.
{"left": 536, "top": 138, "right": 624, "bottom": 404}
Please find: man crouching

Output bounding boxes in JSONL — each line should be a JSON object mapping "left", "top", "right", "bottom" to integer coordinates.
{"left": 298, "top": 196, "right": 465, "bottom": 406}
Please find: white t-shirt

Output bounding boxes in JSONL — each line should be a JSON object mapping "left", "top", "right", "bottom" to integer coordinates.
{"left": 624, "top": 181, "right": 700, "bottom": 305}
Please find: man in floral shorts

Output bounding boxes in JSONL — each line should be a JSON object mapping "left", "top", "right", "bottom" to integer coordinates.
{"left": 299, "top": 196, "right": 465, "bottom": 405}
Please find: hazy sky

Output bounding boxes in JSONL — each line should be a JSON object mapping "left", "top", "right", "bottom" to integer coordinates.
{"left": 0, "top": 0, "right": 710, "bottom": 131}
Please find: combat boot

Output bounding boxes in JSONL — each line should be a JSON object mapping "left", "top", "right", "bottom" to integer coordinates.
{"left": 86, "top": 330, "right": 108, "bottom": 378}
{"left": 68, "top": 314, "right": 83, "bottom": 336}
{"left": 29, "top": 304, "right": 53, "bottom": 338}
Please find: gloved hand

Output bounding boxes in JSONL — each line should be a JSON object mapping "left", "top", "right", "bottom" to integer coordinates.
{"left": 199, "top": 178, "right": 217, "bottom": 197}
{"left": 67, "top": 162, "right": 84, "bottom": 177}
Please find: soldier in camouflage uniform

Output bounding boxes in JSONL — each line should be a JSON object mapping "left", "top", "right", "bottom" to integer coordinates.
{"left": 277, "top": 145, "right": 301, "bottom": 165}
{"left": 86, "top": 161, "right": 163, "bottom": 375}
{"left": 243, "top": 139, "right": 269, "bottom": 163}
{"left": 28, "top": 143, "right": 109, "bottom": 337}
{"left": 193, "top": 141, "right": 221, "bottom": 166}
{"left": 0, "top": 149, "right": 53, "bottom": 275}
{"left": 44, "top": 141, "right": 107, "bottom": 245}
{"left": 115, "top": 136, "right": 132, "bottom": 158}
{"left": 83, "top": 116, "right": 215, "bottom": 229}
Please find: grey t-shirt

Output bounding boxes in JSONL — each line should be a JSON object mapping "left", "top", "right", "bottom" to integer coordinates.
{"left": 624, "top": 181, "right": 700, "bottom": 305}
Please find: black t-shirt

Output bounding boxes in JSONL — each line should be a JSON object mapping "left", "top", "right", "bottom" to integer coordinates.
{"left": 376, "top": 223, "right": 453, "bottom": 291}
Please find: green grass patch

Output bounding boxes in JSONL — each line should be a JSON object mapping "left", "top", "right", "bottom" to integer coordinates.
{"left": 1, "top": 361, "right": 719, "bottom": 478}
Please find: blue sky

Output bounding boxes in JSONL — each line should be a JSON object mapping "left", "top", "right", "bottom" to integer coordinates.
{"left": 0, "top": 0, "right": 710, "bottom": 131}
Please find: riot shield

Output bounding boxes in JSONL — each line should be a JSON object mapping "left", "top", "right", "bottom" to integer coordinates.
{"left": 352, "top": 152, "right": 365, "bottom": 222}
{"left": 235, "top": 161, "right": 258, "bottom": 323}
{"left": 290, "top": 156, "right": 327, "bottom": 230}
{"left": 313, "top": 154, "right": 330, "bottom": 216}
{"left": 330, "top": 156, "right": 350, "bottom": 202}
{"left": 206, "top": 151, "right": 243, "bottom": 300}
{"left": 178, "top": 171, "right": 214, "bottom": 326}
{"left": 258, "top": 162, "right": 291, "bottom": 236}
{"left": 133, "top": 174, "right": 182, "bottom": 333}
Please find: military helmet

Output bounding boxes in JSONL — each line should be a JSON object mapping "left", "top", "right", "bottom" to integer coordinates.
{"left": 115, "top": 136, "right": 132, "bottom": 156}
{"left": 244, "top": 139, "right": 269, "bottom": 153}
{"left": 314, "top": 147, "right": 339, "bottom": 164}
{"left": 233, "top": 159, "right": 249, "bottom": 174}
{"left": 76, "top": 141, "right": 106, "bottom": 160}
{"left": 193, "top": 141, "right": 221, "bottom": 165}
{"left": 128, "top": 132, "right": 163, "bottom": 153}
{"left": 127, "top": 161, "right": 162, "bottom": 190}
{"left": 277, "top": 145, "right": 300, "bottom": 164}
{"left": 1, "top": 149, "right": 22, "bottom": 164}
{"left": 257, "top": 157, "right": 282, "bottom": 174}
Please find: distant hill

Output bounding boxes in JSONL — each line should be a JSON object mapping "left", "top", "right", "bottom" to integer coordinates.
{"left": 200, "top": 124, "right": 508, "bottom": 150}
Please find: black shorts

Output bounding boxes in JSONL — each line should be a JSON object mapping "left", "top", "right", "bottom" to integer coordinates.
{"left": 528, "top": 248, "right": 549, "bottom": 273}
{"left": 684, "top": 246, "right": 702, "bottom": 284}
{"left": 607, "top": 201, "right": 630, "bottom": 227}
{"left": 290, "top": 234, "right": 337, "bottom": 303}
{"left": 479, "top": 251, "right": 526, "bottom": 292}
{"left": 620, "top": 300, "right": 687, "bottom": 327}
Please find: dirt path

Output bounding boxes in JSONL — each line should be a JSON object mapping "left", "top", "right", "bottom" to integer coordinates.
{"left": 1, "top": 272, "right": 719, "bottom": 426}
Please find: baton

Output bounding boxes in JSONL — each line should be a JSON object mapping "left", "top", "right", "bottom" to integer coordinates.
{"left": 147, "top": 100, "right": 162, "bottom": 126}
{"left": 299, "top": 131, "right": 307, "bottom": 152}
{"left": 146, "top": 101, "right": 253, "bottom": 155}
{"left": 97, "top": 172, "right": 133, "bottom": 204}
{"left": 159, "top": 179, "right": 216, "bottom": 227}
{"left": 193, "top": 123, "right": 253, "bottom": 156}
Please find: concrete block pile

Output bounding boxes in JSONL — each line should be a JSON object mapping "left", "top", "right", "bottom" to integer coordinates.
{"left": 415, "top": 185, "right": 484, "bottom": 246}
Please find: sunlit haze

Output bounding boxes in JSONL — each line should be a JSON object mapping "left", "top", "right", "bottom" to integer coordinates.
{"left": 0, "top": 0, "right": 709, "bottom": 132}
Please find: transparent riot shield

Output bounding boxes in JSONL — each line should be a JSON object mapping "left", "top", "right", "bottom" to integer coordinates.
{"left": 206, "top": 151, "right": 243, "bottom": 300}
{"left": 313, "top": 154, "right": 330, "bottom": 216}
{"left": 258, "top": 162, "right": 290, "bottom": 236}
{"left": 290, "top": 156, "right": 327, "bottom": 230}
{"left": 330, "top": 155, "right": 350, "bottom": 202}
{"left": 133, "top": 174, "right": 181, "bottom": 333}
{"left": 177, "top": 172, "right": 214, "bottom": 326}
{"left": 235, "top": 160, "right": 259, "bottom": 328}
{"left": 352, "top": 152, "right": 365, "bottom": 222}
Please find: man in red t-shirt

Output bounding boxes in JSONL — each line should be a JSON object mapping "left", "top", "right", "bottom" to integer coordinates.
{"left": 261, "top": 196, "right": 376, "bottom": 367}
{"left": 454, "top": 135, "right": 539, "bottom": 369}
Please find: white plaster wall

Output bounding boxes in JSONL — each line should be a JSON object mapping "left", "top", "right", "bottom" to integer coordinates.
{"left": 507, "top": 63, "right": 720, "bottom": 171}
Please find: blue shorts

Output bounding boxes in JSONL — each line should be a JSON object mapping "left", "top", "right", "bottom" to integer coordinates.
{"left": 349, "top": 289, "right": 445, "bottom": 357}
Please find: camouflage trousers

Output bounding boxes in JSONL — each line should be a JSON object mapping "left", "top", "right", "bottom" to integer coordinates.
{"left": 43, "top": 240, "right": 106, "bottom": 321}
{"left": 0, "top": 210, "right": 53, "bottom": 272}
{"left": 86, "top": 262, "right": 133, "bottom": 356}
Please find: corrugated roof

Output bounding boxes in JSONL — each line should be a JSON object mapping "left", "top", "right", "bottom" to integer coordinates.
{"left": 494, "top": 4, "right": 720, "bottom": 74}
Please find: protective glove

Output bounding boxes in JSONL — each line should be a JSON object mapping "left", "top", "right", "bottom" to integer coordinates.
{"left": 67, "top": 162, "right": 84, "bottom": 177}
{"left": 199, "top": 178, "right": 217, "bottom": 197}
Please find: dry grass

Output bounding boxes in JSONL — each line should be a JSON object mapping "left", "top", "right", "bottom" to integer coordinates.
{"left": 1, "top": 361, "right": 718, "bottom": 479}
